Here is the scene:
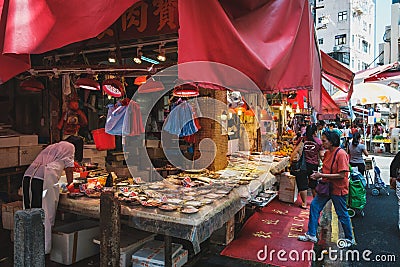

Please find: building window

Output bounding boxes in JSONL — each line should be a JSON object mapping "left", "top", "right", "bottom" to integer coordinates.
{"left": 318, "top": 0, "right": 323, "bottom": 2}
{"left": 358, "top": 39, "right": 361, "bottom": 50}
{"left": 363, "top": 21, "right": 367, "bottom": 31}
{"left": 351, "top": 58, "right": 355, "bottom": 68}
{"left": 318, "top": 38, "right": 324, "bottom": 45}
{"left": 358, "top": 60, "right": 361, "bottom": 70}
{"left": 338, "top": 11, "right": 347, "bottom": 21}
{"left": 362, "top": 62, "right": 369, "bottom": 70}
{"left": 318, "top": 17, "right": 324, "bottom": 24}
{"left": 351, "top": 35, "right": 354, "bottom": 46}
{"left": 335, "top": 34, "right": 347, "bottom": 45}
{"left": 362, "top": 40, "right": 368, "bottom": 53}
{"left": 369, "top": 24, "right": 372, "bottom": 35}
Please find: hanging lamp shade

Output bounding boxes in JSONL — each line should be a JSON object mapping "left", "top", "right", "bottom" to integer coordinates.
{"left": 244, "top": 109, "right": 255, "bottom": 117}
{"left": 173, "top": 84, "right": 199, "bottom": 97}
{"left": 102, "top": 79, "right": 124, "bottom": 97}
{"left": 138, "top": 79, "right": 165, "bottom": 93}
{"left": 20, "top": 78, "right": 44, "bottom": 92}
{"left": 134, "top": 76, "right": 147, "bottom": 85}
{"left": 75, "top": 77, "right": 100, "bottom": 91}
{"left": 234, "top": 106, "right": 246, "bottom": 115}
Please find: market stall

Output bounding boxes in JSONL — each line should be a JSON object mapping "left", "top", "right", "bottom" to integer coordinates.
{"left": 58, "top": 152, "right": 288, "bottom": 255}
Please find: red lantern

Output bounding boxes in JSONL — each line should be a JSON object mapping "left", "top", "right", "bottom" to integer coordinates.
{"left": 138, "top": 79, "right": 165, "bottom": 93}
{"left": 173, "top": 84, "right": 199, "bottom": 97}
{"left": 102, "top": 79, "right": 124, "bottom": 97}
{"left": 134, "top": 76, "right": 147, "bottom": 85}
{"left": 75, "top": 77, "right": 100, "bottom": 91}
{"left": 20, "top": 78, "right": 44, "bottom": 92}
{"left": 244, "top": 109, "right": 255, "bottom": 117}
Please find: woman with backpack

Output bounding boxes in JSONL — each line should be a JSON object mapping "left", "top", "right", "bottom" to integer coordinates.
{"left": 293, "top": 124, "right": 323, "bottom": 209}
{"left": 348, "top": 132, "right": 368, "bottom": 175}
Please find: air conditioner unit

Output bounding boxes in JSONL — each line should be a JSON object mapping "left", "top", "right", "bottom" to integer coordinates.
{"left": 333, "top": 46, "right": 341, "bottom": 52}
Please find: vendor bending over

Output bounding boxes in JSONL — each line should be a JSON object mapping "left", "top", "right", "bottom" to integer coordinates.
{"left": 22, "top": 137, "right": 77, "bottom": 254}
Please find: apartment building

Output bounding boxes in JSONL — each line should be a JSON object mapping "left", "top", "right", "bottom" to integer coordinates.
{"left": 378, "top": 0, "right": 399, "bottom": 64}
{"left": 313, "top": 0, "right": 375, "bottom": 72}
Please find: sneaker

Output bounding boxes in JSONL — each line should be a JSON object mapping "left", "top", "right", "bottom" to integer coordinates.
{"left": 298, "top": 233, "right": 318, "bottom": 243}
{"left": 342, "top": 239, "right": 355, "bottom": 248}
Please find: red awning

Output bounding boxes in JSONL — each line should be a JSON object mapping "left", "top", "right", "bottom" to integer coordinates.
{"left": 354, "top": 62, "right": 398, "bottom": 81}
{"left": 177, "top": 0, "right": 321, "bottom": 96}
{"left": 0, "top": 0, "right": 139, "bottom": 84}
{"left": 321, "top": 51, "right": 354, "bottom": 95}
{"left": 320, "top": 86, "right": 340, "bottom": 115}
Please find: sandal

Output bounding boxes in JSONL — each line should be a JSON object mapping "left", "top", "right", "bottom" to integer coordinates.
{"left": 300, "top": 203, "right": 308, "bottom": 209}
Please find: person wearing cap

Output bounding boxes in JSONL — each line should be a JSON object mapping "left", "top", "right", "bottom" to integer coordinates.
{"left": 22, "top": 139, "right": 77, "bottom": 254}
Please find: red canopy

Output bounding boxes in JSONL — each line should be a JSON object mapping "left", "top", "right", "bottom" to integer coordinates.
{"left": 0, "top": 0, "right": 139, "bottom": 83}
{"left": 320, "top": 86, "right": 340, "bottom": 115}
{"left": 178, "top": 0, "right": 321, "bottom": 96}
{"left": 321, "top": 51, "right": 354, "bottom": 95}
{"left": 354, "top": 62, "right": 398, "bottom": 81}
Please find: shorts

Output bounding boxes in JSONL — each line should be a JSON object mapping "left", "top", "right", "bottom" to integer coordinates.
{"left": 295, "top": 162, "right": 319, "bottom": 191}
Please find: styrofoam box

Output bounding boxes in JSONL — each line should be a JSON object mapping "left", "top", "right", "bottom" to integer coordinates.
{"left": 19, "top": 135, "right": 38, "bottom": 146}
{"left": 93, "top": 228, "right": 156, "bottom": 267}
{"left": 50, "top": 220, "right": 100, "bottom": 265}
{"left": 1, "top": 201, "right": 23, "bottom": 230}
{"left": 0, "top": 136, "right": 19, "bottom": 148}
{"left": 132, "top": 240, "right": 188, "bottom": 267}
{"left": 0, "top": 147, "right": 19, "bottom": 168}
{"left": 19, "top": 145, "right": 44, "bottom": 166}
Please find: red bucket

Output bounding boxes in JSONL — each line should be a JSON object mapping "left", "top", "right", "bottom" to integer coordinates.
{"left": 92, "top": 128, "right": 115, "bottom": 151}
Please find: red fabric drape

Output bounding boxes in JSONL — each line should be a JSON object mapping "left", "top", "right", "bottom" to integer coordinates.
{"left": 321, "top": 51, "right": 354, "bottom": 93}
{"left": 320, "top": 86, "right": 340, "bottom": 115}
{"left": 178, "top": 0, "right": 321, "bottom": 97}
{"left": 287, "top": 89, "right": 308, "bottom": 109}
{"left": 0, "top": 0, "right": 139, "bottom": 83}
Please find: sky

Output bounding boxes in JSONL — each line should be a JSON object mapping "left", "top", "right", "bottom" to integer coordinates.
{"left": 375, "top": 0, "right": 392, "bottom": 60}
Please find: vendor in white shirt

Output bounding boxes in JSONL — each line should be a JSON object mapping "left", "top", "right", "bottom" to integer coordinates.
{"left": 22, "top": 137, "right": 76, "bottom": 254}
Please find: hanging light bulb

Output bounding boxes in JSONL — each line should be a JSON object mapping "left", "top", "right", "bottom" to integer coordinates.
{"left": 133, "top": 47, "right": 143, "bottom": 64}
{"left": 108, "top": 50, "right": 117, "bottom": 63}
{"left": 157, "top": 43, "right": 166, "bottom": 62}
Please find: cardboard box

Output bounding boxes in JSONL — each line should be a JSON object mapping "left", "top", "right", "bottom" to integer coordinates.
{"left": 19, "top": 135, "right": 38, "bottom": 146}
{"left": 19, "top": 145, "right": 44, "bottom": 166}
{"left": 93, "top": 228, "right": 156, "bottom": 267}
{"left": 146, "top": 140, "right": 160, "bottom": 148}
{"left": 0, "top": 147, "right": 19, "bottom": 168}
{"left": 1, "top": 201, "right": 23, "bottom": 230}
{"left": 279, "top": 172, "right": 298, "bottom": 203}
{"left": 50, "top": 220, "right": 100, "bottom": 265}
{"left": 132, "top": 240, "right": 187, "bottom": 267}
{"left": 0, "top": 136, "right": 19, "bottom": 148}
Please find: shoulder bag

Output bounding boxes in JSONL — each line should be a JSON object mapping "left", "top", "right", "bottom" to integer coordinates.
{"left": 315, "top": 148, "right": 340, "bottom": 196}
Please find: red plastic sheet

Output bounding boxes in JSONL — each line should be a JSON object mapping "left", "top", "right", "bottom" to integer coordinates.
{"left": 178, "top": 0, "right": 321, "bottom": 97}
{"left": 0, "top": 0, "right": 139, "bottom": 83}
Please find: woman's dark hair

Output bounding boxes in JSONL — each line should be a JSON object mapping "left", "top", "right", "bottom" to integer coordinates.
{"left": 305, "top": 124, "right": 317, "bottom": 142}
{"left": 322, "top": 131, "right": 340, "bottom": 147}
{"left": 352, "top": 132, "right": 361, "bottom": 146}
